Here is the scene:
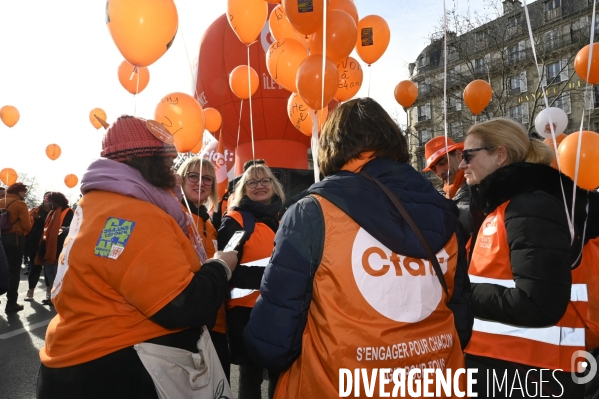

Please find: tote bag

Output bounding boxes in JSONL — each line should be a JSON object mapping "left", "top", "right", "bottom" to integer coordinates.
{"left": 135, "top": 327, "right": 232, "bottom": 399}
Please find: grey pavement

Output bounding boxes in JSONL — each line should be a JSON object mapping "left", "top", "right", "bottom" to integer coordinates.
{"left": 0, "top": 264, "right": 268, "bottom": 399}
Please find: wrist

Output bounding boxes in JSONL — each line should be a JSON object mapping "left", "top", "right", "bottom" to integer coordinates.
{"left": 209, "top": 259, "right": 232, "bottom": 281}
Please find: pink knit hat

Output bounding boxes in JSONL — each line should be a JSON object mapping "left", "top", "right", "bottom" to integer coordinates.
{"left": 101, "top": 115, "right": 178, "bottom": 162}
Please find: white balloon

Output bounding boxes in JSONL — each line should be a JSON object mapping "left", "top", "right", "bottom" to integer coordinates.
{"left": 534, "top": 107, "right": 568, "bottom": 139}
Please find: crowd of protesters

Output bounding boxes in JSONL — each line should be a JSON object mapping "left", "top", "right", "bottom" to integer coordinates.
{"left": 0, "top": 98, "right": 598, "bottom": 399}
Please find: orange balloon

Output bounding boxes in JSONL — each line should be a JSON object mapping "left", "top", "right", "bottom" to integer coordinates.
{"left": 463, "top": 80, "right": 493, "bottom": 116}
{"left": 190, "top": 139, "right": 204, "bottom": 155}
{"left": 89, "top": 108, "right": 108, "bottom": 130}
{"left": 574, "top": 43, "right": 599, "bottom": 85}
{"left": 106, "top": 0, "right": 178, "bottom": 67}
{"left": 227, "top": 0, "right": 269, "bottom": 45}
{"left": 309, "top": 10, "right": 357, "bottom": 64}
{"left": 269, "top": 5, "right": 307, "bottom": 46}
{"left": 204, "top": 108, "right": 223, "bottom": 133}
{"left": 0, "top": 105, "right": 20, "bottom": 128}
{"left": 64, "top": 174, "right": 79, "bottom": 189}
{"left": 544, "top": 133, "right": 567, "bottom": 169}
{"left": 118, "top": 61, "right": 150, "bottom": 95}
{"left": 329, "top": 0, "right": 358, "bottom": 26}
{"left": 355, "top": 15, "right": 390, "bottom": 65}
{"left": 154, "top": 93, "right": 205, "bottom": 153}
{"left": 46, "top": 144, "right": 62, "bottom": 161}
{"left": 334, "top": 57, "right": 363, "bottom": 102}
{"left": 282, "top": 0, "right": 325, "bottom": 36}
{"left": 0, "top": 168, "right": 18, "bottom": 186}
{"left": 558, "top": 131, "right": 599, "bottom": 190}
{"left": 287, "top": 93, "right": 328, "bottom": 136}
{"left": 229, "top": 65, "right": 259, "bottom": 99}
{"left": 394, "top": 80, "right": 418, "bottom": 108}
{"left": 296, "top": 55, "right": 339, "bottom": 110}
{"left": 266, "top": 38, "right": 309, "bottom": 92}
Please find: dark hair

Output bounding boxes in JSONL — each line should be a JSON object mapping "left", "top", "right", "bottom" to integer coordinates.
{"left": 243, "top": 159, "right": 265, "bottom": 171}
{"left": 318, "top": 98, "right": 409, "bottom": 176}
{"left": 49, "top": 192, "right": 69, "bottom": 208}
{"left": 124, "top": 156, "right": 176, "bottom": 189}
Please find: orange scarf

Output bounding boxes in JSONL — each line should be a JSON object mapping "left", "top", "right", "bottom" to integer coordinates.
{"left": 443, "top": 169, "right": 466, "bottom": 199}
{"left": 341, "top": 151, "right": 376, "bottom": 173}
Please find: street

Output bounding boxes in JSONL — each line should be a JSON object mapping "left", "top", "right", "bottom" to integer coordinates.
{"left": 0, "top": 265, "right": 268, "bottom": 399}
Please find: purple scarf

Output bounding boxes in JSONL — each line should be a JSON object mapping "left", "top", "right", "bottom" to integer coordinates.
{"left": 81, "top": 159, "right": 186, "bottom": 231}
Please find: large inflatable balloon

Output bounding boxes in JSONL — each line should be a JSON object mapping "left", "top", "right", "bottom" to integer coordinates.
{"left": 0, "top": 168, "right": 18, "bottom": 186}
{"left": 106, "top": 0, "right": 178, "bottom": 67}
{"left": 64, "top": 174, "right": 79, "bottom": 189}
{"left": 227, "top": 0, "right": 268, "bottom": 45}
{"left": 334, "top": 57, "right": 363, "bottom": 102}
{"left": 46, "top": 144, "right": 62, "bottom": 161}
{"left": 0, "top": 105, "right": 20, "bottom": 128}
{"left": 558, "top": 131, "right": 599, "bottom": 190}
{"left": 155, "top": 92, "right": 205, "bottom": 153}
{"left": 463, "top": 80, "right": 493, "bottom": 116}
{"left": 287, "top": 93, "right": 328, "bottom": 136}
{"left": 118, "top": 61, "right": 150, "bottom": 94}
{"left": 89, "top": 108, "right": 108, "bottom": 130}
{"left": 266, "top": 38, "right": 308, "bottom": 93}
{"left": 534, "top": 107, "right": 568, "bottom": 139}
{"left": 195, "top": 10, "right": 311, "bottom": 174}
{"left": 394, "top": 80, "right": 418, "bottom": 108}
{"left": 574, "top": 43, "right": 599, "bottom": 85}
{"left": 355, "top": 15, "right": 390, "bottom": 65}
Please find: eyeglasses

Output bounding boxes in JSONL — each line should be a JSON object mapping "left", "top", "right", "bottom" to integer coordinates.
{"left": 246, "top": 178, "right": 272, "bottom": 189}
{"left": 461, "top": 147, "right": 495, "bottom": 164}
{"left": 186, "top": 172, "right": 215, "bottom": 186}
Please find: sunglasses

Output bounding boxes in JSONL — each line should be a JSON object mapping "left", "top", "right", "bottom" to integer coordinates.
{"left": 186, "top": 172, "right": 215, "bottom": 186}
{"left": 461, "top": 147, "right": 495, "bottom": 164}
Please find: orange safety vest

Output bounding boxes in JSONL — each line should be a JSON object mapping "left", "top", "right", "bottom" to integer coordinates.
{"left": 275, "top": 195, "right": 466, "bottom": 399}
{"left": 465, "top": 201, "right": 586, "bottom": 372}
{"left": 226, "top": 210, "right": 275, "bottom": 309}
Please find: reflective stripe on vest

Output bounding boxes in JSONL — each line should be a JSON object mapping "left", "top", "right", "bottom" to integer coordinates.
{"left": 225, "top": 210, "right": 275, "bottom": 309}
{"left": 465, "top": 201, "right": 586, "bottom": 371}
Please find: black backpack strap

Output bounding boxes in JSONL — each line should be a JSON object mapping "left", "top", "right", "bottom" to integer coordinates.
{"left": 239, "top": 210, "right": 256, "bottom": 238}
{"left": 359, "top": 170, "right": 449, "bottom": 297}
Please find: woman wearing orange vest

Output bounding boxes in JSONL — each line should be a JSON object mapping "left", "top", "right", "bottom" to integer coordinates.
{"left": 218, "top": 163, "right": 285, "bottom": 399}
{"left": 244, "top": 98, "right": 472, "bottom": 398}
{"left": 459, "top": 118, "right": 584, "bottom": 397}
{"left": 37, "top": 116, "right": 238, "bottom": 399}
{"left": 33, "top": 192, "right": 73, "bottom": 306}
{"left": 177, "top": 156, "right": 231, "bottom": 381}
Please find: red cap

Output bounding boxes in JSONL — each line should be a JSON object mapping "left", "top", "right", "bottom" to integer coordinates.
{"left": 422, "top": 136, "right": 464, "bottom": 172}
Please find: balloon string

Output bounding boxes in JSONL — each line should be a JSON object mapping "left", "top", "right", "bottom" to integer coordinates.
{"left": 134, "top": 71, "right": 139, "bottom": 116}
{"left": 311, "top": 110, "right": 320, "bottom": 183}
{"left": 236, "top": 99, "right": 244, "bottom": 153}
{"left": 321, "top": 0, "right": 327, "bottom": 111}
{"left": 443, "top": 0, "right": 450, "bottom": 198}
{"left": 247, "top": 45, "right": 255, "bottom": 161}
{"left": 367, "top": 65, "right": 372, "bottom": 97}
{"left": 523, "top": 0, "right": 574, "bottom": 241}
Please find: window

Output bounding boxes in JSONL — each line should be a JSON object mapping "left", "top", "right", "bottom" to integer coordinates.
{"left": 546, "top": 61, "right": 561, "bottom": 84}
{"left": 418, "top": 56, "right": 427, "bottom": 67}
{"left": 420, "top": 129, "right": 432, "bottom": 143}
{"left": 545, "top": 0, "right": 561, "bottom": 21}
{"left": 418, "top": 79, "right": 430, "bottom": 95}
{"left": 507, "top": 14, "right": 522, "bottom": 29}
{"left": 510, "top": 71, "right": 527, "bottom": 94}
{"left": 550, "top": 93, "right": 571, "bottom": 114}
{"left": 543, "top": 29, "right": 560, "bottom": 51}
{"left": 511, "top": 103, "right": 530, "bottom": 124}
{"left": 546, "top": 0, "right": 561, "bottom": 11}
{"left": 418, "top": 103, "right": 431, "bottom": 122}
{"left": 475, "top": 57, "right": 486, "bottom": 75}
{"left": 544, "top": 59, "right": 568, "bottom": 86}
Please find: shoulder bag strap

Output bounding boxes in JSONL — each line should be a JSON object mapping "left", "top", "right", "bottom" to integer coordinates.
{"left": 359, "top": 170, "right": 449, "bottom": 297}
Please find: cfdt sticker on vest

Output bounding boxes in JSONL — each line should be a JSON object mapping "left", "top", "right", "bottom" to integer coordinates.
{"left": 352, "top": 228, "right": 448, "bottom": 323}
{"left": 94, "top": 217, "right": 136, "bottom": 259}
{"left": 361, "top": 28, "right": 374, "bottom": 46}
{"left": 297, "top": 0, "right": 313, "bottom": 13}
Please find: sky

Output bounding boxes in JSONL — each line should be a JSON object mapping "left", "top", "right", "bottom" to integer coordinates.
{"left": 0, "top": 0, "right": 486, "bottom": 203}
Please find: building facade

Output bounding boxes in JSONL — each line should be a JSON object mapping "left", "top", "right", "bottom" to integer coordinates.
{"left": 408, "top": 0, "right": 599, "bottom": 173}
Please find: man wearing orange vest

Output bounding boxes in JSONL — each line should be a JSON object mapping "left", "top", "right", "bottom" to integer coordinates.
{"left": 244, "top": 99, "right": 472, "bottom": 398}
{"left": 423, "top": 136, "right": 473, "bottom": 236}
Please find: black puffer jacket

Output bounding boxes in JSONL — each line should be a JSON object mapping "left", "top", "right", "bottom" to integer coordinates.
{"left": 469, "top": 162, "right": 592, "bottom": 327}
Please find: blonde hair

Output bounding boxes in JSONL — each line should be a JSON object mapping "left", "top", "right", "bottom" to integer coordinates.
{"left": 177, "top": 157, "right": 218, "bottom": 212}
{"left": 466, "top": 117, "right": 553, "bottom": 165}
{"left": 230, "top": 164, "right": 285, "bottom": 208}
